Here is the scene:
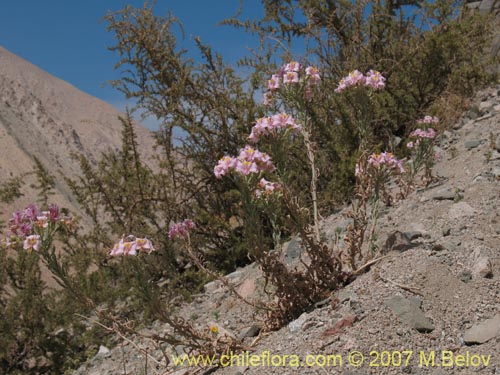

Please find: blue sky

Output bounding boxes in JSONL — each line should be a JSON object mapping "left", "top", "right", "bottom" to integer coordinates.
{"left": 0, "top": 1, "right": 264, "bottom": 125}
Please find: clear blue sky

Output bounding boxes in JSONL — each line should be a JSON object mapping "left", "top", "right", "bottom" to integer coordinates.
{"left": 0, "top": 1, "right": 263, "bottom": 115}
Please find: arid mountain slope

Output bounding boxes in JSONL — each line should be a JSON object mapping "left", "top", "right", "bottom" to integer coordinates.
{"left": 75, "top": 85, "right": 500, "bottom": 375}
{"left": 0, "top": 46, "right": 155, "bottom": 223}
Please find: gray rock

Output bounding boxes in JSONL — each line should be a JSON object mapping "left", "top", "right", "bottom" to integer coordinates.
{"left": 473, "top": 257, "right": 493, "bottom": 278}
{"left": 385, "top": 296, "right": 434, "bottom": 333}
{"left": 466, "top": 107, "right": 480, "bottom": 120}
{"left": 337, "top": 290, "right": 355, "bottom": 303}
{"left": 96, "top": 345, "right": 111, "bottom": 358}
{"left": 385, "top": 231, "right": 413, "bottom": 252}
{"left": 478, "top": 100, "right": 494, "bottom": 113}
{"left": 491, "top": 167, "right": 500, "bottom": 178}
{"left": 464, "top": 140, "right": 482, "bottom": 150}
{"left": 448, "top": 202, "right": 475, "bottom": 220}
{"left": 203, "top": 280, "right": 223, "bottom": 293}
{"left": 283, "top": 236, "right": 304, "bottom": 264}
{"left": 405, "top": 231, "right": 423, "bottom": 241}
{"left": 464, "top": 315, "right": 500, "bottom": 345}
{"left": 237, "top": 324, "right": 261, "bottom": 340}
{"left": 442, "top": 130, "right": 453, "bottom": 139}
{"left": 459, "top": 271, "right": 472, "bottom": 283}
{"left": 431, "top": 188, "right": 456, "bottom": 200}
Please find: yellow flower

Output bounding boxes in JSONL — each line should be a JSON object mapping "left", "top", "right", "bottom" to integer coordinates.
{"left": 210, "top": 326, "right": 219, "bottom": 335}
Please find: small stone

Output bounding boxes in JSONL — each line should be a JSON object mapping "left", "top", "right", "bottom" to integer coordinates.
{"left": 203, "top": 280, "right": 222, "bottom": 293}
{"left": 283, "top": 236, "right": 303, "bottom": 264}
{"left": 491, "top": 167, "right": 500, "bottom": 178}
{"left": 237, "top": 325, "right": 261, "bottom": 340}
{"left": 464, "top": 140, "right": 482, "bottom": 150}
{"left": 405, "top": 231, "right": 423, "bottom": 241}
{"left": 448, "top": 202, "right": 475, "bottom": 220}
{"left": 236, "top": 278, "right": 256, "bottom": 299}
{"left": 459, "top": 271, "right": 472, "bottom": 283}
{"left": 463, "top": 315, "right": 500, "bottom": 345}
{"left": 385, "top": 296, "right": 434, "bottom": 333}
{"left": 431, "top": 188, "right": 455, "bottom": 200}
{"left": 385, "top": 231, "right": 413, "bottom": 252}
{"left": 473, "top": 257, "right": 493, "bottom": 278}
{"left": 478, "top": 101, "right": 493, "bottom": 113}
{"left": 337, "top": 290, "right": 354, "bottom": 303}
{"left": 96, "top": 345, "right": 111, "bottom": 358}
{"left": 288, "top": 313, "right": 308, "bottom": 333}
{"left": 466, "top": 107, "right": 480, "bottom": 120}
{"left": 432, "top": 244, "right": 446, "bottom": 251}
{"left": 442, "top": 227, "right": 451, "bottom": 236}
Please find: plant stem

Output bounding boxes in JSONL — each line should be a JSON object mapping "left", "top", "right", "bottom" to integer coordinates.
{"left": 302, "top": 128, "right": 320, "bottom": 243}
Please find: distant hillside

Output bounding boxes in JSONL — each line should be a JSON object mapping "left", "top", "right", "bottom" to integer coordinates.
{"left": 0, "top": 46, "right": 156, "bottom": 226}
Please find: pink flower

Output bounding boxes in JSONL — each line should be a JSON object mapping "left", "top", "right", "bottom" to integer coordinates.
{"left": 263, "top": 92, "right": 274, "bottom": 106}
{"left": 168, "top": 220, "right": 195, "bottom": 239}
{"left": 215, "top": 147, "right": 275, "bottom": 178}
{"left": 109, "top": 242, "right": 123, "bottom": 256}
{"left": 368, "top": 152, "right": 405, "bottom": 173}
{"left": 255, "top": 178, "right": 281, "bottom": 197}
{"left": 335, "top": 70, "right": 364, "bottom": 92}
{"left": 23, "top": 234, "right": 40, "bottom": 252}
{"left": 35, "top": 215, "right": 49, "bottom": 228}
{"left": 48, "top": 204, "right": 60, "bottom": 222}
{"left": 122, "top": 239, "right": 138, "bottom": 256}
{"left": 365, "top": 70, "right": 385, "bottom": 90}
{"left": 285, "top": 61, "right": 301, "bottom": 72}
{"left": 283, "top": 71, "right": 299, "bottom": 84}
{"left": 235, "top": 160, "right": 259, "bottom": 176}
{"left": 136, "top": 238, "right": 155, "bottom": 254}
{"left": 182, "top": 219, "right": 196, "bottom": 230}
{"left": 348, "top": 70, "right": 365, "bottom": 86}
{"left": 305, "top": 66, "right": 320, "bottom": 85}
{"left": 214, "top": 156, "right": 238, "bottom": 179}
{"left": 410, "top": 128, "right": 437, "bottom": 139}
{"left": 268, "top": 74, "right": 281, "bottom": 91}
{"left": 417, "top": 116, "right": 439, "bottom": 124}
{"left": 23, "top": 204, "right": 40, "bottom": 221}
{"left": 407, "top": 141, "right": 414, "bottom": 149}
{"left": 368, "top": 153, "right": 384, "bottom": 168}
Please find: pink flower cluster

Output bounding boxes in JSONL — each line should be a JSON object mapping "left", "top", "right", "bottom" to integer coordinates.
{"left": 248, "top": 113, "right": 301, "bottom": 142}
{"left": 7, "top": 204, "right": 70, "bottom": 252}
{"left": 356, "top": 152, "right": 405, "bottom": 176}
{"left": 109, "top": 235, "right": 155, "bottom": 256}
{"left": 407, "top": 128, "right": 437, "bottom": 149}
{"left": 214, "top": 146, "right": 276, "bottom": 179}
{"left": 255, "top": 178, "right": 281, "bottom": 198}
{"left": 168, "top": 219, "right": 196, "bottom": 239}
{"left": 417, "top": 116, "right": 439, "bottom": 124}
{"left": 267, "top": 61, "right": 321, "bottom": 91}
{"left": 335, "top": 69, "right": 386, "bottom": 93}
{"left": 368, "top": 152, "right": 405, "bottom": 173}
{"left": 264, "top": 62, "right": 320, "bottom": 104}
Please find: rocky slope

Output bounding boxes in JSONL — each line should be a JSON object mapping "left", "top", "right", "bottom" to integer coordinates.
{"left": 0, "top": 46, "right": 155, "bottom": 226}
{"left": 75, "top": 86, "right": 500, "bottom": 375}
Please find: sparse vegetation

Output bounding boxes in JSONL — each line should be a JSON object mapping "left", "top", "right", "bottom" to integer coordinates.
{"left": 0, "top": 1, "right": 498, "bottom": 374}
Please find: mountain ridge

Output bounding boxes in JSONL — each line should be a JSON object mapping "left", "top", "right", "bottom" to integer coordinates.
{"left": 0, "top": 46, "right": 156, "bottom": 226}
